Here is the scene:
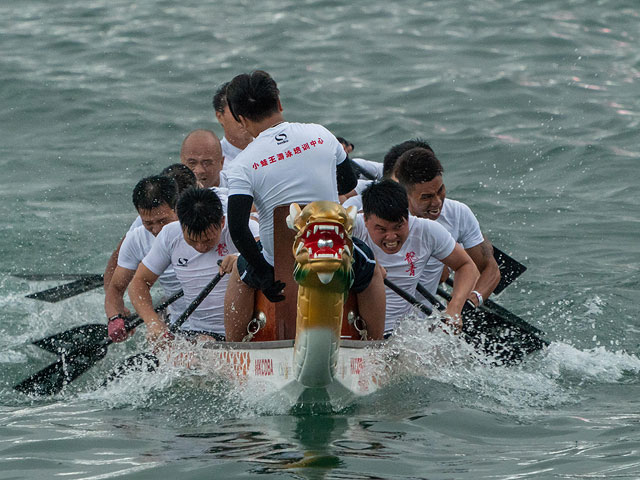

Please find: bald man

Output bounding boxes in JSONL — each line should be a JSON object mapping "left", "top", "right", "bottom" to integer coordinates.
{"left": 180, "top": 129, "right": 225, "bottom": 189}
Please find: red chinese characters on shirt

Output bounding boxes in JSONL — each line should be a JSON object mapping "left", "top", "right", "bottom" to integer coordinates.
{"left": 251, "top": 137, "right": 325, "bottom": 171}
{"left": 216, "top": 243, "right": 229, "bottom": 256}
{"left": 405, "top": 251, "right": 417, "bottom": 276}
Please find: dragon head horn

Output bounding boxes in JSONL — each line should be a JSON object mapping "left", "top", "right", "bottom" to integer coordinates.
{"left": 345, "top": 205, "right": 357, "bottom": 226}
{"left": 286, "top": 203, "right": 303, "bottom": 231}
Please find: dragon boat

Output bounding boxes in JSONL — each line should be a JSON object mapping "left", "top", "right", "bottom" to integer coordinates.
{"left": 14, "top": 201, "right": 547, "bottom": 400}
{"left": 160, "top": 201, "right": 389, "bottom": 409}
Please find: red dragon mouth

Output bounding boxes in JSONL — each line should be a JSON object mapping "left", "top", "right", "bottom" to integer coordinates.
{"left": 296, "top": 222, "right": 351, "bottom": 261}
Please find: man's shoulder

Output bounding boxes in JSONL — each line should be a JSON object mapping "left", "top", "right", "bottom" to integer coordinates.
{"left": 410, "top": 215, "right": 452, "bottom": 239}
{"left": 156, "top": 221, "right": 182, "bottom": 243}
{"left": 442, "top": 198, "right": 476, "bottom": 219}
{"left": 123, "top": 224, "right": 151, "bottom": 245}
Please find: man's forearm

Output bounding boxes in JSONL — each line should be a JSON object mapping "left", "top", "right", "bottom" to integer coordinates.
{"left": 228, "top": 194, "right": 272, "bottom": 277}
{"left": 447, "top": 262, "right": 480, "bottom": 315}
{"left": 129, "top": 279, "right": 160, "bottom": 326}
{"left": 104, "top": 283, "right": 127, "bottom": 318}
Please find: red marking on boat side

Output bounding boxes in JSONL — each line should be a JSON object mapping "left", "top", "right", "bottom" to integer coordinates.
{"left": 219, "top": 351, "right": 251, "bottom": 376}
{"left": 254, "top": 358, "right": 274, "bottom": 376}
{"left": 350, "top": 357, "right": 364, "bottom": 375}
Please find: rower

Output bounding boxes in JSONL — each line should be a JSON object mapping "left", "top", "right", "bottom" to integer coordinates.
{"left": 104, "top": 175, "right": 188, "bottom": 342}
{"left": 354, "top": 179, "right": 479, "bottom": 333}
{"left": 180, "top": 129, "right": 226, "bottom": 189}
{"left": 393, "top": 147, "right": 501, "bottom": 309}
{"left": 223, "top": 70, "right": 386, "bottom": 341}
{"left": 212, "top": 82, "right": 253, "bottom": 169}
{"left": 342, "top": 138, "right": 434, "bottom": 212}
{"left": 129, "top": 187, "right": 259, "bottom": 343}
{"left": 103, "top": 131, "right": 226, "bottom": 291}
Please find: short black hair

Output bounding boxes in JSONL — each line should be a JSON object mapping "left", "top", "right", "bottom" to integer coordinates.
{"left": 212, "top": 82, "right": 229, "bottom": 113}
{"left": 394, "top": 148, "right": 444, "bottom": 188}
{"left": 161, "top": 163, "right": 197, "bottom": 194}
{"left": 361, "top": 179, "right": 409, "bottom": 223}
{"left": 226, "top": 70, "right": 280, "bottom": 123}
{"left": 176, "top": 187, "right": 224, "bottom": 238}
{"left": 132, "top": 175, "right": 179, "bottom": 212}
{"left": 336, "top": 136, "right": 354, "bottom": 151}
{"left": 383, "top": 138, "right": 434, "bottom": 177}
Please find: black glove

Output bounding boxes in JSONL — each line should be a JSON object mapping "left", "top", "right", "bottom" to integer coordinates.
{"left": 257, "top": 268, "right": 286, "bottom": 302}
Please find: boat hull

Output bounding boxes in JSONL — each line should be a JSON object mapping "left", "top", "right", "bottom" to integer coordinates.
{"left": 161, "top": 339, "right": 387, "bottom": 408}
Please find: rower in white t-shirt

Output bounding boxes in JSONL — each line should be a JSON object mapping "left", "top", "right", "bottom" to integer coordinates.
{"left": 420, "top": 198, "right": 485, "bottom": 296}
{"left": 221, "top": 137, "right": 243, "bottom": 168}
{"left": 105, "top": 174, "right": 186, "bottom": 343}
{"left": 355, "top": 180, "right": 479, "bottom": 333}
{"left": 213, "top": 81, "right": 254, "bottom": 172}
{"left": 394, "top": 147, "right": 500, "bottom": 309}
{"left": 223, "top": 70, "right": 386, "bottom": 341}
{"left": 117, "top": 225, "right": 187, "bottom": 321}
{"left": 130, "top": 188, "right": 258, "bottom": 342}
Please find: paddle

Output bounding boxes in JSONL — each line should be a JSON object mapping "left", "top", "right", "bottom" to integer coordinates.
{"left": 441, "top": 277, "right": 544, "bottom": 336}
{"left": 383, "top": 278, "right": 476, "bottom": 346}
{"left": 491, "top": 246, "right": 527, "bottom": 295}
{"left": 383, "top": 278, "right": 434, "bottom": 317}
{"left": 434, "top": 285, "right": 548, "bottom": 360}
{"left": 168, "top": 269, "right": 225, "bottom": 334}
{"left": 13, "top": 273, "right": 101, "bottom": 281}
{"left": 384, "top": 278, "right": 546, "bottom": 364}
{"left": 16, "top": 266, "right": 226, "bottom": 396}
{"left": 24, "top": 274, "right": 105, "bottom": 303}
{"left": 103, "top": 269, "right": 226, "bottom": 385}
{"left": 34, "top": 323, "right": 108, "bottom": 355}
{"left": 14, "top": 291, "right": 183, "bottom": 396}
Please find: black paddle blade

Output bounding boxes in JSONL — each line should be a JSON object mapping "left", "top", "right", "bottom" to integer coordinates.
{"left": 102, "top": 352, "right": 159, "bottom": 385}
{"left": 14, "top": 344, "right": 109, "bottom": 396}
{"left": 492, "top": 247, "right": 527, "bottom": 295}
{"left": 13, "top": 273, "right": 100, "bottom": 281}
{"left": 25, "top": 275, "right": 104, "bottom": 303}
{"left": 461, "top": 304, "right": 548, "bottom": 366}
{"left": 32, "top": 324, "right": 108, "bottom": 355}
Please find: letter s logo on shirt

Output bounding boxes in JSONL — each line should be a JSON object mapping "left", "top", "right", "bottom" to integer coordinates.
{"left": 177, "top": 258, "right": 189, "bottom": 267}
{"left": 275, "top": 133, "right": 288, "bottom": 145}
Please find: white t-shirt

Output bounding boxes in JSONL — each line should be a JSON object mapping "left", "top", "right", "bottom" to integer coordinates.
{"left": 142, "top": 220, "right": 257, "bottom": 334}
{"left": 352, "top": 158, "right": 383, "bottom": 180}
{"left": 419, "top": 198, "right": 485, "bottom": 297}
{"left": 128, "top": 215, "right": 142, "bottom": 233}
{"left": 118, "top": 225, "right": 188, "bottom": 321}
{"left": 342, "top": 194, "right": 363, "bottom": 212}
{"left": 210, "top": 186, "right": 229, "bottom": 212}
{"left": 227, "top": 122, "right": 347, "bottom": 266}
{"left": 221, "top": 137, "right": 244, "bottom": 171}
{"left": 354, "top": 214, "right": 456, "bottom": 332}
{"left": 341, "top": 179, "right": 373, "bottom": 212}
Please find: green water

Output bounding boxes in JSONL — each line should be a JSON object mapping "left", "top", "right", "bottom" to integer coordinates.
{"left": 1, "top": 0, "right": 639, "bottom": 478}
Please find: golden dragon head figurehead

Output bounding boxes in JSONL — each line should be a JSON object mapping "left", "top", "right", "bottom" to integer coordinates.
{"left": 287, "top": 201, "right": 357, "bottom": 293}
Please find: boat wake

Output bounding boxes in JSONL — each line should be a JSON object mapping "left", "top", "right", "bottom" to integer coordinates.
{"left": 66, "top": 309, "right": 640, "bottom": 425}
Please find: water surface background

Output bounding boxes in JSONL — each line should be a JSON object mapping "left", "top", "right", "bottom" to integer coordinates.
{"left": 1, "top": 0, "right": 639, "bottom": 478}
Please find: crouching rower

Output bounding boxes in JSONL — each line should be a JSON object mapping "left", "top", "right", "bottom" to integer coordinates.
{"left": 222, "top": 70, "right": 386, "bottom": 341}
{"left": 354, "top": 180, "right": 479, "bottom": 334}
{"left": 129, "top": 187, "right": 259, "bottom": 342}
{"left": 393, "top": 147, "right": 500, "bottom": 308}
{"left": 105, "top": 174, "right": 191, "bottom": 342}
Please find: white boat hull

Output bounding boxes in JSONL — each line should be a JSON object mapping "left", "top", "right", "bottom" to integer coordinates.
{"left": 161, "top": 339, "right": 388, "bottom": 408}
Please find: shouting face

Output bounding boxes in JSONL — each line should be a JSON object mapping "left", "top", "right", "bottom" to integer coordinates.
{"left": 364, "top": 214, "right": 409, "bottom": 255}
{"left": 406, "top": 175, "right": 446, "bottom": 220}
